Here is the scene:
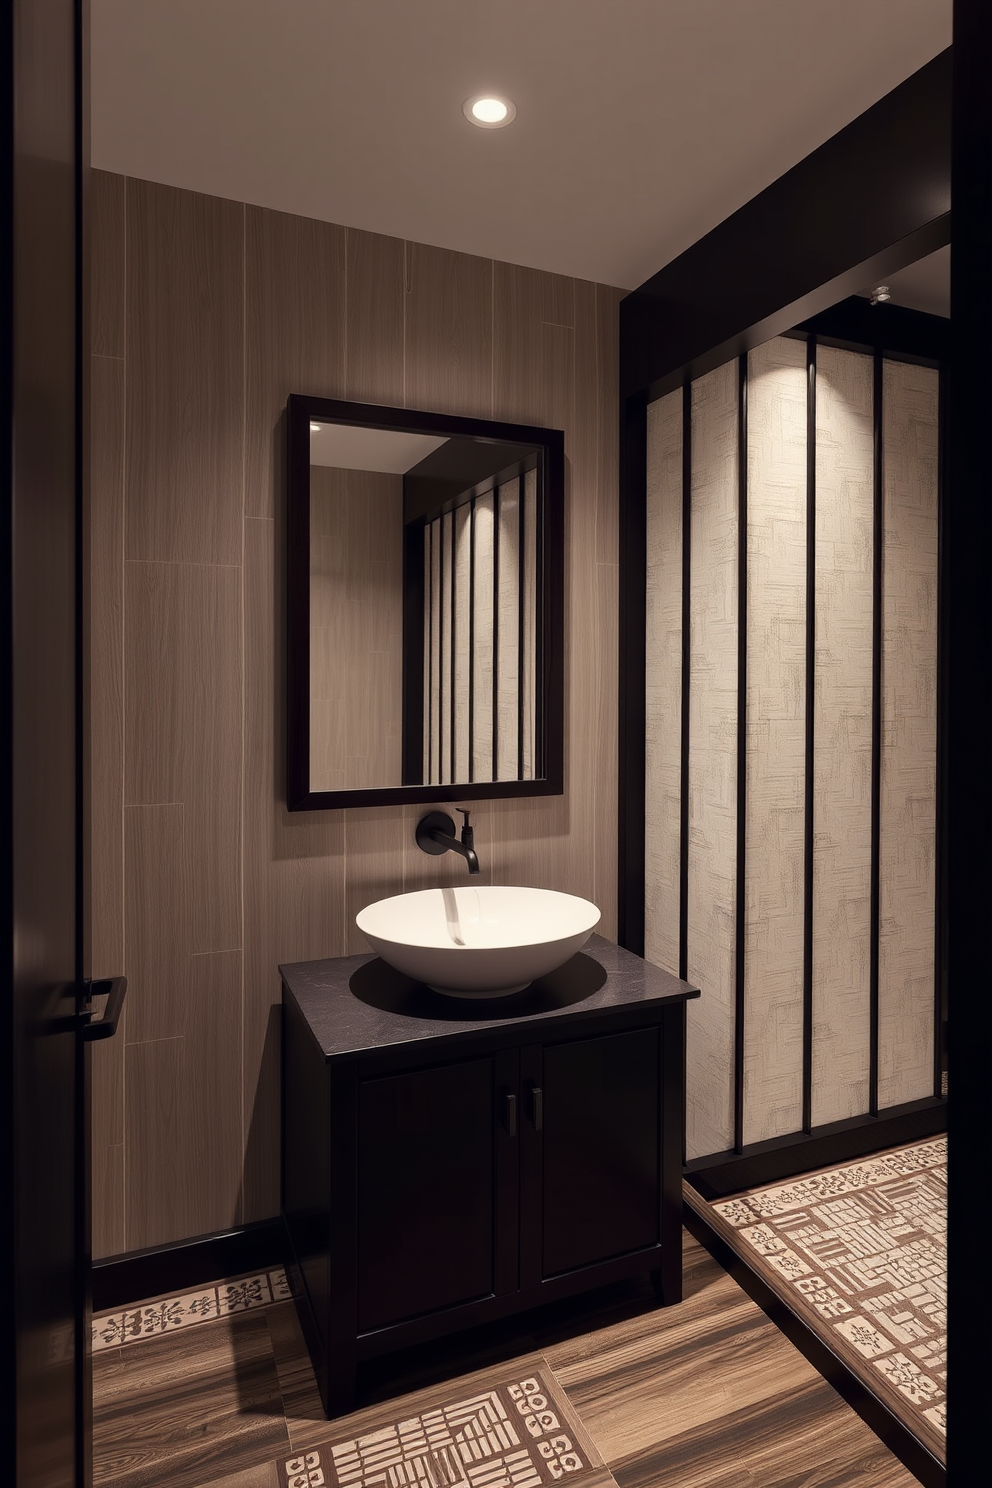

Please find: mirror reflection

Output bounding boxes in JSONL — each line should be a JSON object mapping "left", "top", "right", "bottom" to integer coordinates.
{"left": 287, "top": 396, "right": 564, "bottom": 811}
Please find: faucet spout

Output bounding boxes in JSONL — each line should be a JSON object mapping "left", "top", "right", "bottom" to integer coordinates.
{"left": 415, "top": 809, "right": 482, "bottom": 876}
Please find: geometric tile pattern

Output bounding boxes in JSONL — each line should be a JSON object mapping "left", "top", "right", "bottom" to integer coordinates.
{"left": 709, "top": 1138, "right": 946, "bottom": 1461}
{"left": 91, "top": 1266, "right": 292, "bottom": 1351}
{"left": 281, "top": 1374, "right": 594, "bottom": 1488}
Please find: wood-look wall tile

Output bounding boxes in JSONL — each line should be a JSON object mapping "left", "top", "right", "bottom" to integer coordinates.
{"left": 124, "top": 1036, "right": 187, "bottom": 1250}
{"left": 404, "top": 243, "right": 492, "bottom": 417}
{"left": 181, "top": 950, "right": 245, "bottom": 1232}
{"left": 344, "top": 809, "right": 405, "bottom": 955}
{"left": 345, "top": 227, "right": 405, "bottom": 405}
{"left": 124, "top": 804, "right": 190, "bottom": 1045}
{"left": 493, "top": 264, "right": 574, "bottom": 430}
{"left": 595, "top": 285, "right": 621, "bottom": 567}
{"left": 242, "top": 517, "right": 346, "bottom": 1223}
{"left": 94, "top": 176, "right": 621, "bottom": 1246}
{"left": 91, "top": 1141, "right": 125, "bottom": 1262}
{"left": 89, "top": 352, "right": 125, "bottom": 979}
{"left": 489, "top": 266, "right": 579, "bottom": 890}
{"left": 245, "top": 206, "right": 346, "bottom": 520}
{"left": 91, "top": 169, "right": 125, "bottom": 358}
{"left": 309, "top": 467, "right": 404, "bottom": 792}
{"left": 124, "top": 559, "right": 243, "bottom": 954}
{"left": 125, "top": 179, "right": 244, "bottom": 566}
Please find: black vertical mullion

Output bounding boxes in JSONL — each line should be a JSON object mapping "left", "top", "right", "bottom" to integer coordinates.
{"left": 518, "top": 478, "right": 526, "bottom": 779}
{"left": 869, "top": 351, "right": 883, "bottom": 1117}
{"left": 802, "top": 338, "right": 816, "bottom": 1135}
{"left": 468, "top": 499, "right": 476, "bottom": 785}
{"left": 679, "top": 377, "right": 692, "bottom": 982}
{"left": 934, "top": 363, "right": 948, "bottom": 1098}
{"left": 535, "top": 471, "right": 545, "bottom": 781}
{"left": 427, "top": 525, "right": 434, "bottom": 784}
{"left": 449, "top": 511, "right": 456, "bottom": 783}
{"left": 438, "top": 518, "right": 445, "bottom": 784}
{"left": 734, "top": 354, "right": 747, "bottom": 1155}
{"left": 492, "top": 485, "right": 500, "bottom": 781}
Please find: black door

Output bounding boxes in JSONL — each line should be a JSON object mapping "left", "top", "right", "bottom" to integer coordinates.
{"left": 3, "top": 1, "right": 90, "bottom": 1484}
{"left": 520, "top": 1030, "right": 661, "bottom": 1285}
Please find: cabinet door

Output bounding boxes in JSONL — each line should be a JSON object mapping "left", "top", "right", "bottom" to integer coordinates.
{"left": 356, "top": 1053, "right": 517, "bottom": 1332}
{"left": 521, "top": 1028, "right": 661, "bottom": 1282}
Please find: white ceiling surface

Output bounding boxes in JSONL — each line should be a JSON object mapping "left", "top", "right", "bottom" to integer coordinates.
{"left": 309, "top": 425, "right": 447, "bottom": 472}
{"left": 90, "top": 0, "right": 951, "bottom": 294}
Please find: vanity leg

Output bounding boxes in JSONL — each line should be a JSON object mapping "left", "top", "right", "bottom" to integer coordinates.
{"left": 323, "top": 1350, "right": 358, "bottom": 1419}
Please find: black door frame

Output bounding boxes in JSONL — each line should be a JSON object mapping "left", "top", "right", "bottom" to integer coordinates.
{"left": 2, "top": 1, "right": 91, "bottom": 1485}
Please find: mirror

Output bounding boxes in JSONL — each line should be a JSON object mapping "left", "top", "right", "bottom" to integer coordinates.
{"left": 287, "top": 395, "right": 564, "bottom": 810}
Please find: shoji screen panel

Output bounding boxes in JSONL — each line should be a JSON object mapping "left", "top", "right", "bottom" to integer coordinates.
{"left": 742, "top": 337, "right": 807, "bottom": 1145}
{"left": 685, "top": 361, "right": 739, "bottom": 1160}
{"left": 644, "top": 388, "right": 682, "bottom": 978}
{"left": 811, "top": 346, "right": 874, "bottom": 1126}
{"left": 643, "top": 335, "right": 940, "bottom": 1164}
{"left": 878, "top": 358, "right": 939, "bottom": 1108}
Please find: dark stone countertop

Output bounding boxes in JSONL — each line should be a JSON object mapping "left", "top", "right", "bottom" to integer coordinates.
{"left": 279, "top": 933, "right": 700, "bottom": 1062}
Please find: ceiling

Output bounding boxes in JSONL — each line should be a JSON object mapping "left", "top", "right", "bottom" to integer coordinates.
{"left": 90, "top": 0, "right": 951, "bottom": 299}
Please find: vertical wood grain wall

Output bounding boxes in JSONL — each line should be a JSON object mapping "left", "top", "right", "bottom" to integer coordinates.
{"left": 644, "top": 337, "right": 939, "bottom": 1162}
{"left": 87, "top": 170, "right": 620, "bottom": 1259}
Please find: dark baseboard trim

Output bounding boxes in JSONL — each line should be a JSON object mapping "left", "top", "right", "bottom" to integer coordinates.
{"left": 684, "top": 1099, "right": 946, "bottom": 1199}
{"left": 92, "top": 1218, "right": 287, "bottom": 1312}
{"left": 682, "top": 1200, "right": 944, "bottom": 1488}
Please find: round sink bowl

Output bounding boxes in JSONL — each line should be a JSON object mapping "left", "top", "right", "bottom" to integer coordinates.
{"left": 355, "top": 885, "right": 601, "bottom": 998}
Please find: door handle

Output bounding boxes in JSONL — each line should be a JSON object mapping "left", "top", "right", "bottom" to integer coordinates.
{"left": 529, "top": 1084, "right": 543, "bottom": 1131}
{"left": 503, "top": 1091, "right": 517, "bottom": 1136}
{"left": 82, "top": 976, "right": 127, "bottom": 1041}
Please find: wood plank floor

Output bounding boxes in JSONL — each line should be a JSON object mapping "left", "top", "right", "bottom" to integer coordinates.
{"left": 92, "top": 1229, "right": 924, "bottom": 1488}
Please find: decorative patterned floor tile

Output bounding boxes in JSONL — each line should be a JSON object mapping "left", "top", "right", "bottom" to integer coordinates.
{"left": 277, "top": 1364, "right": 604, "bottom": 1488}
{"left": 92, "top": 1266, "right": 291, "bottom": 1351}
{"left": 697, "top": 1137, "right": 946, "bottom": 1464}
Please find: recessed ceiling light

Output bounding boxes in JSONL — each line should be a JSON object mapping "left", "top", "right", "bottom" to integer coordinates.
{"left": 463, "top": 94, "right": 516, "bottom": 129}
{"left": 869, "top": 285, "right": 891, "bottom": 305}
{"left": 310, "top": 422, "right": 321, "bottom": 432}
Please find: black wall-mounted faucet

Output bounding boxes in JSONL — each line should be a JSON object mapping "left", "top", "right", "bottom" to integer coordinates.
{"left": 415, "top": 808, "right": 480, "bottom": 875}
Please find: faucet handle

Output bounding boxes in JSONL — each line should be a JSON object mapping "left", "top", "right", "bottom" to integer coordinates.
{"left": 455, "top": 805, "right": 472, "bottom": 829}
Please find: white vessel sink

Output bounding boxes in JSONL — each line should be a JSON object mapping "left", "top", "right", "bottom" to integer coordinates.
{"left": 355, "top": 885, "right": 601, "bottom": 998}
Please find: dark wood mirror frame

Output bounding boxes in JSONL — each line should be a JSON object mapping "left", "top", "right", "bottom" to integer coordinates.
{"left": 286, "top": 393, "right": 565, "bottom": 810}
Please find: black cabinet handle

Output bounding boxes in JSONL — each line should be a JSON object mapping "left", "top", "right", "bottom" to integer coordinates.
{"left": 504, "top": 1091, "right": 517, "bottom": 1136}
{"left": 82, "top": 976, "right": 127, "bottom": 1041}
{"left": 530, "top": 1085, "right": 543, "bottom": 1131}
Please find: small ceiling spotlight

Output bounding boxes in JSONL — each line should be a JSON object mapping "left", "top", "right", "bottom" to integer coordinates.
{"left": 463, "top": 94, "right": 516, "bottom": 128}
{"left": 869, "top": 285, "right": 891, "bottom": 305}
{"left": 309, "top": 422, "right": 321, "bottom": 432}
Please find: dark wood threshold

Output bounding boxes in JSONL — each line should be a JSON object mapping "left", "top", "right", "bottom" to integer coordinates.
{"left": 92, "top": 1218, "right": 286, "bottom": 1313}
{"left": 682, "top": 1197, "right": 944, "bottom": 1488}
{"left": 683, "top": 1099, "right": 946, "bottom": 1199}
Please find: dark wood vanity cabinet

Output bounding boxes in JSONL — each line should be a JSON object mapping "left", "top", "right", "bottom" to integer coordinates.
{"left": 280, "top": 935, "right": 699, "bottom": 1418}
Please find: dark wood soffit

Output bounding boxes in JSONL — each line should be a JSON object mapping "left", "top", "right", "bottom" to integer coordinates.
{"left": 621, "top": 48, "right": 951, "bottom": 401}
